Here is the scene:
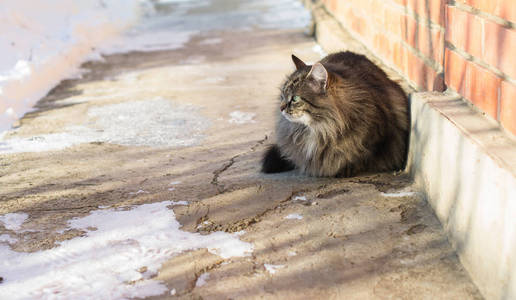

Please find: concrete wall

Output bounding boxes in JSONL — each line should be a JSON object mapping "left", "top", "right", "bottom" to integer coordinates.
{"left": 408, "top": 92, "right": 516, "bottom": 300}
{"left": 318, "top": 0, "right": 516, "bottom": 137}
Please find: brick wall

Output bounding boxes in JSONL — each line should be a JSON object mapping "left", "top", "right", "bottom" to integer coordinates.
{"left": 320, "top": 0, "right": 516, "bottom": 136}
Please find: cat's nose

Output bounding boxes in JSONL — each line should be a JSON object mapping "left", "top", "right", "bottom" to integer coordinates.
{"left": 280, "top": 103, "right": 287, "bottom": 111}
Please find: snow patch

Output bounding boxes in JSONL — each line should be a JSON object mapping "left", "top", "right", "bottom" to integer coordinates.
{"left": 170, "top": 201, "right": 188, "bottom": 206}
{"left": 381, "top": 190, "right": 417, "bottom": 198}
{"left": 293, "top": 196, "right": 307, "bottom": 201}
{"left": 0, "top": 98, "right": 210, "bottom": 153}
{"left": 264, "top": 264, "right": 284, "bottom": 274}
{"left": 284, "top": 214, "right": 303, "bottom": 220}
{"left": 0, "top": 234, "right": 17, "bottom": 244}
{"left": 0, "top": 201, "right": 252, "bottom": 299}
{"left": 228, "top": 111, "right": 256, "bottom": 124}
{"left": 195, "top": 272, "right": 210, "bottom": 287}
{"left": 0, "top": 213, "right": 28, "bottom": 230}
{"left": 0, "top": 0, "right": 142, "bottom": 132}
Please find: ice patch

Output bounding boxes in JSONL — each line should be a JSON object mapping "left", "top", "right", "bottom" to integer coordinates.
{"left": 293, "top": 196, "right": 307, "bottom": 201}
{"left": 0, "top": 234, "right": 17, "bottom": 244}
{"left": 195, "top": 272, "right": 210, "bottom": 287}
{"left": 0, "top": 201, "right": 252, "bottom": 299}
{"left": 0, "top": 213, "right": 28, "bottom": 230}
{"left": 381, "top": 191, "right": 417, "bottom": 198}
{"left": 170, "top": 201, "right": 188, "bottom": 206}
{"left": 228, "top": 111, "right": 256, "bottom": 124}
{"left": 288, "top": 251, "right": 297, "bottom": 256}
{"left": 170, "top": 288, "right": 176, "bottom": 295}
{"left": 169, "top": 181, "right": 182, "bottom": 185}
{"left": 0, "top": 98, "right": 210, "bottom": 153}
{"left": 101, "top": 30, "right": 198, "bottom": 55}
{"left": 168, "top": 187, "right": 176, "bottom": 191}
{"left": 264, "top": 264, "right": 284, "bottom": 274}
{"left": 284, "top": 214, "right": 303, "bottom": 220}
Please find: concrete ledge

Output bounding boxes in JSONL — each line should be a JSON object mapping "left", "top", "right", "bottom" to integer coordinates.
{"left": 305, "top": 1, "right": 516, "bottom": 299}
{"left": 407, "top": 92, "right": 516, "bottom": 300}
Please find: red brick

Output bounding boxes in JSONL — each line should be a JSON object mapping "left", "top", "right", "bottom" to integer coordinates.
{"left": 445, "top": 5, "right": 483, "bottom": 59}
{"left": 370, "top": 0, "right": 386, "bottom": 28}
{"left": 500, "top": 81, "right": 516, "bottom": 135}
{"left": 374, "top": 33, "right": 393, "bottom": 61}
{"left": 445, "top": 48, "right": 468, "bottom": 94}
{"left": 323, "top": 0, "right": 337, "bottom": 11}
{"left": 484, "top": 21, "right": 516, "bottom": 79}
{"left": 406, "top": 50, "right": 438, "bottom": 90}
{"left": 459, "top": 0, "right": 516, "bottom": 24}
{"left": 384, "top": 7, "right": 404, "bottom": 37}
{"left": 464, "top": 62, "right": 501, "bottom": 119}
{"left": 399, "top": 0, "right": 446, "bottom": 26}
{"left": 402, "top": 14, "right": 418, "bottom": 48}
{"left": 392, "top": 41, "right": 408, "bottom": 73}
{"left": 402, "top": 14, "right": 444, "bottom": 64}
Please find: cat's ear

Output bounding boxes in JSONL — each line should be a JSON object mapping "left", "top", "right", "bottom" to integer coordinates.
{"left": 291, "top": 54, "right": 307, "bottom": 70}
{"left": 306, "top": 62, "right": 328, "bottom": 92}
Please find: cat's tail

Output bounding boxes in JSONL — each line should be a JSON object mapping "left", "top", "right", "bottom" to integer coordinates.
{"left": 261, "top": 145, "right": 295, "bottom": 173}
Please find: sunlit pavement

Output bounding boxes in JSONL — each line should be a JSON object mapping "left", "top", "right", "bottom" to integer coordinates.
{"left": 0, "top": 1, "right": 481, "bottom": 299}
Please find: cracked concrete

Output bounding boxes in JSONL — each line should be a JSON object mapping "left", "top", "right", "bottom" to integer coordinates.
{"left": 0, "top": 0, "right": 481, "bottom": 299}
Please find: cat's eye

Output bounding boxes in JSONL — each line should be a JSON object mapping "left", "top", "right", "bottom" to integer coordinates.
{"left": 292, "top": 96, "right": 301, "bottom": 103}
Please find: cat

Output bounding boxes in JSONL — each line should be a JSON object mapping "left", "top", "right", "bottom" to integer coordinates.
{"left": 262, "top": 51, "right": 409, "bottom": 177}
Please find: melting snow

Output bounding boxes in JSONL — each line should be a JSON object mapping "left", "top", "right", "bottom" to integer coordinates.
{"left": 0, "top": 0, "right": 142, "bottom": 132}
{"left": 284, "top": 214, "right": 303, "bottom": 220}
{"left": 195, "top": 272, "right": 210, "bottom": 287}
{"left": 0, "top": 201, "right": 252, "bottom": 299}
{"left": 170, "top": 201, "right": 188, "bottom": 206}
{"left": 0, "top": 98, "right": 210, "bottom": 153}
{"left": 0, "top": 213, "right": 28, "bottom": 230}
{"left": 228, "top": 111, "right": 256, "bottom": 124}
{"left": 381, "top": 191, "right": 417, "bottom": 198}
{"left": 264, "top": 264, "right": 284, "bottom": 274}
{"left": 0, "top": 234, "right": 17, "bottom": 244}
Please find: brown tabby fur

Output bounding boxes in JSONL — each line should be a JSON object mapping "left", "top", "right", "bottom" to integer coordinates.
{"left": 262, "top": 51, "right": 409, "bottom": 177}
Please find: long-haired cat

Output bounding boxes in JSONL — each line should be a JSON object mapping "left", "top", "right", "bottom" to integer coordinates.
{"left": 262, "top": 51, "right": 409, "bottom": 177}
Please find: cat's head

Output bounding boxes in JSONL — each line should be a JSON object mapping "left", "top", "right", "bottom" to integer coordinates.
{"left": 280, "top": 55, "right": 333, "bottom": 127}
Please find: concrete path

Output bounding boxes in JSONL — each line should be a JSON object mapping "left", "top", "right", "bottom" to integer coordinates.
{"left": 0, "top": 0, "right": 481, "bottom": 299}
